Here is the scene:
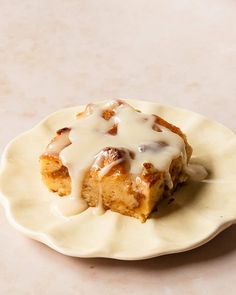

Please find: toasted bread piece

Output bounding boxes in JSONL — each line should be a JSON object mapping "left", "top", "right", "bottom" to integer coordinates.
{"left": 40, "top": 101, "right": 192, "bottom": 222}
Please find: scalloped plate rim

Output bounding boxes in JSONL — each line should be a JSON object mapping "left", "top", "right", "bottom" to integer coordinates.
{"left": 0, "top": 99, "right": 236, "bottom": 260}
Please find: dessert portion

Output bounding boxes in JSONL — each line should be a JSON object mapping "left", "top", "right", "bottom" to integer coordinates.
{"left": 40, "top": 100, "right": 192, "bottom": 222}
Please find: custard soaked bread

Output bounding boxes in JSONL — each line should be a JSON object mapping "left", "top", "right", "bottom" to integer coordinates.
{"left": 40, "top": 100, "right": 192, "bottom": 222}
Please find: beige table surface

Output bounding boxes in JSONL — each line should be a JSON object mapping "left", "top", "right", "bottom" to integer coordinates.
{"left": 0, "top": 1, "right": 236, "bottom": 294}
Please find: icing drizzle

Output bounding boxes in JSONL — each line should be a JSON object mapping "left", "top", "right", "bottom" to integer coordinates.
{"left": 48, "top": 100, "right": 195, "bottom": 216}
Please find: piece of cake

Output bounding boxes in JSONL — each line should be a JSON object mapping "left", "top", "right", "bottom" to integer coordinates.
{"left": 40, "top": 100, "right": 192, "bottom": 222}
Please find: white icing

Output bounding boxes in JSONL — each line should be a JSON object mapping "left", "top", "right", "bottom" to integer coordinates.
{"left": 54, "top": 101, "right": 190, "bottom": 216}
{"left": 92, "top": 182, "right": 105, "bottom": 215}
{"left": 185, "top": 163, "right": 208, "bottom": 181}
{"left": 98, "top": 158, "right": 124, "bottom": 179}
{"left": 165, "top": 172, "right": 173, "bottom": 189}
{"left": 45, "top": 129, "right": 71, "bottom": 155}
{"left": 61, "top": 166, "right": 88, "bottom": 215}
{"left": 54, "top": 196, "right": 87, "bottom": 217}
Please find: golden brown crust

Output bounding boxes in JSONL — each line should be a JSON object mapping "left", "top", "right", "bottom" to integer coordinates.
{"left": 40, "top": 155, "right": 71, "bottom": 196}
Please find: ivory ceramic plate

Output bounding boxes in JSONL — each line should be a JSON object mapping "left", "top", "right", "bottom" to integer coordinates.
{"left": 1, "top": 99, "right": 236, "bottom": 260}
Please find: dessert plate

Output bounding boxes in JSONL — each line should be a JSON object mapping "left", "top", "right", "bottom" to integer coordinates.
{"left": 0, "top": 99, "right": 236, "bottom": 260}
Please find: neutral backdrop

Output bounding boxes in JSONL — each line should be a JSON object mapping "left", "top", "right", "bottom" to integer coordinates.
{"left": 0, "top": 1, "right": 236, "bottom": 294}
